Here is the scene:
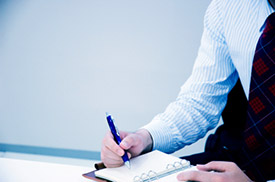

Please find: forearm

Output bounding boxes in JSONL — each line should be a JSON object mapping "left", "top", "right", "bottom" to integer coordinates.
{"left": 143, "top": 85, "right": 231, "bottom": 153}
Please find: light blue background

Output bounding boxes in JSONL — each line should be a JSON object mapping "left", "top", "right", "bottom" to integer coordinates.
{"left": 0, "top": 0, "right": 213, "bottom": 158}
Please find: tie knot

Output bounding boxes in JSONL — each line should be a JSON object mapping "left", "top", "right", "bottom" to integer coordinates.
{"left": 263, "top": 12, "right": 275, "bottom": 35}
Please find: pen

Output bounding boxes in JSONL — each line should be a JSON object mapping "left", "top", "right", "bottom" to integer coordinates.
{"left": 106, "top": 112, "right": 131, "bottom": 169}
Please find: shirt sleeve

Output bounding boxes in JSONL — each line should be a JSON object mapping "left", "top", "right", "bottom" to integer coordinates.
{"left": 142, "top": 0, "right": 239, "bottom": 154}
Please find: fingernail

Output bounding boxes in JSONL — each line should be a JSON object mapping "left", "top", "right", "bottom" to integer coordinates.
{"left": 121, "top": 141, "right": 129, "bottom": 148}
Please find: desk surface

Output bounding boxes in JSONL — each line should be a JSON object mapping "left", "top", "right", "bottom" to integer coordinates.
{"left": 0, "top": 157, "right": 94, "bottom": 182}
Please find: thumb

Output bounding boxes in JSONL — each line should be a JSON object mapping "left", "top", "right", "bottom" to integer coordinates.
{"left": 120, "top": 134, "right": 138, "bottom": 150}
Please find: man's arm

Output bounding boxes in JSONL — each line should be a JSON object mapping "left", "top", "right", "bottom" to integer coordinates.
{"left": 143, "top": 0, "right": 238, "bottom": 153}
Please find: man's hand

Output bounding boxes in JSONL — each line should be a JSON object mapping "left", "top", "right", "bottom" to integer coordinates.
{"left": 101, "top": 129, "right": 153, "bottom": 168}
{"left": 177, "top": 161, "right": 252, "bottom": 182}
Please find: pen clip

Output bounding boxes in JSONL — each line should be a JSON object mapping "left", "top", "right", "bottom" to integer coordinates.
{"left": 112, "top": 117, "right": 121, "bottom": 137}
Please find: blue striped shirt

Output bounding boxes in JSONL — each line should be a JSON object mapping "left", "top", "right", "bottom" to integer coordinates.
{"left": 143, "top": 0, "right": 274, "bottom": 153}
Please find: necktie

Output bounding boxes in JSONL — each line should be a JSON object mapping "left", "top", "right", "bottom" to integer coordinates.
{"left": 241, "top": 12, "right": 275, "bottom": 181}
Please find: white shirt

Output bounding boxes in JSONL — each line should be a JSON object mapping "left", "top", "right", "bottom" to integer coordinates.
{"left": 143, "top": 0, "right": 275, "bottom": 154}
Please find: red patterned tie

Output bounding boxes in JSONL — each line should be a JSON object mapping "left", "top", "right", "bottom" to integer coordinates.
{"left": 241, "top": 12, "right": 275, "bottom": 181}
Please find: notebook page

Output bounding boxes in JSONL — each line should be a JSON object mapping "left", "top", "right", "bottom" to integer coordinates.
{"left": 95, "top": 150, "right": 182, "bottom": 182}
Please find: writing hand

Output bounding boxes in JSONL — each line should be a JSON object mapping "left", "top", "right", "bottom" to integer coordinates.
{"left": 101, "top": 129, "right": 152, "bottom": 168}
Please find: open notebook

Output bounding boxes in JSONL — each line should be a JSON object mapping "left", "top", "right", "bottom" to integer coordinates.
{"left": 90, "top": 150, "right": 196, "bottom": 182}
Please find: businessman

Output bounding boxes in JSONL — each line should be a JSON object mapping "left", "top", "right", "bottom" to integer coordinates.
{"left": 101, "top": 0, "right": 275, "bottom": 181}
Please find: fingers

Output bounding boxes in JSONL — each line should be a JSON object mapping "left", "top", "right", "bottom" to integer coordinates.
{"left": 197, "top": 161, "right": 238, "bottom": 172}
{"left": 101, "top": 145, "right": 124, "bottom": 168}
{"left": 103, "top": 131, "right": 125, "bottom": 156}
{"left": 101, "top": 131, "right": 126, "bottom": 168}
{"left": 177, "top": 169, "right": 223, "bottom": 182}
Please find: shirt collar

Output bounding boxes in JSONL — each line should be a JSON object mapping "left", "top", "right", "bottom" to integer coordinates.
{"left": 258, "top": 0, "right": 275, "bottom": 32}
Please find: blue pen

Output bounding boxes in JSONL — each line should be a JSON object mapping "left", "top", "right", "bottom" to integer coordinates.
{"left": 106, "top": 113, "right": 131, "bottom": 169}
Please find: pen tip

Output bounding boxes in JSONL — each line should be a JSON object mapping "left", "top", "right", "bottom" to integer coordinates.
{"left": 125, "top": 161, "right": 131, "bottom": 169}
{"left": 105, "top": 112, "right": 110, "bottom": 117}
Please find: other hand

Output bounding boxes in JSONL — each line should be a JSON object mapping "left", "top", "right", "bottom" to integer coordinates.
{"left": 177, "top": 161, "right": 252, "bottom": 182}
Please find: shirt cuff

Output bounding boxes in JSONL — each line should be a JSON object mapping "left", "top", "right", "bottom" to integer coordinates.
{"left": 141, "top": 118, "right": 175, "bottom": 154}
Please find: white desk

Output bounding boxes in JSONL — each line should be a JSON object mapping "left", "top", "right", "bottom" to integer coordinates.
{"left": 0, "top": 158, "right": 94, "bottom": 182}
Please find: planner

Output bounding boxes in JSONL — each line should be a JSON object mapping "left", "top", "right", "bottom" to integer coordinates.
{"left": 83, "top": 150, "right": 197, "bottom": 182}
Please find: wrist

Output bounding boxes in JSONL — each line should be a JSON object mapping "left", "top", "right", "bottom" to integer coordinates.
{"left": 135, "top": 129, "right": 153, "bottom": 154}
